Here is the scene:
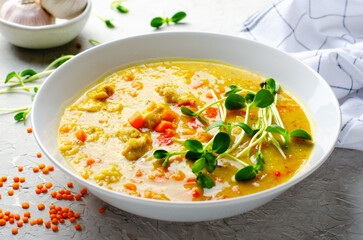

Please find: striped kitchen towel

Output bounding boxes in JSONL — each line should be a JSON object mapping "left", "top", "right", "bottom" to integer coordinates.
{"left": 239, "top": 0, "right": 363, "bottom": 151}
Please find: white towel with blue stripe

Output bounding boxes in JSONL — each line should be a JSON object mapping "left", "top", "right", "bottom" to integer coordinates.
{"left": 239, "top": 0, "right": 363, "bottom": 151}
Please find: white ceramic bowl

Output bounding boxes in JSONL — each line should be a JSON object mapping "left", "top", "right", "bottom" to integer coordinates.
{"left": 0, "top": 0, "right": 91, "bottom": 49}
{"left": 31, "top": 32, "right": 341, "bottom": 222}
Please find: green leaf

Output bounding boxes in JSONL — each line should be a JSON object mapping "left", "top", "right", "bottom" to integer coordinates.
{"left": 265, "top": 124, "right": 287, "bottom": 136}
{"left": 151, "top": 17, "right": 164, "bottom": 28}
{"left": 5, "top": 72, "right": 19, "bottom": 83}
{"left": 14, "top": 112, "right": 25, "bottom": 122}
{"left": 153, "top": 150, "right": 169, "bottom": 159}
{"left": 183, "top": 140, "right": 204, "bottom": 153}
{"left": 20, "top": 69, "right": 37, "bottom": 78}
{"left": 54, "top": 55, "right": 70, "bottom": 68}
{"left": 233, "top": 122, "right": 253, "bottom": 135}
{"left": 245, "top": 93, "right": 255, "bottom": 103}
{"left": 204, "top": 152, "right": 216, "bottom": 173}
{"left": 225, "top": 84, "right": 241, "bottom": 96}
{"left": 225, "top": 93, "right": 246, "bottom": 110}
{"left": 33, "top": 87, "right": 39, "bottom": 93}
{"left": 197, "top": 172, "right": 214, "bottom": 189}
{"left": 205, "top": 120, "right": 225, "bottom": 132}
{"left": 251, "top": 89, "right": 274, "bottom": 108}
{"left": 116, "top": 5, "right": 128, "bottom": 13}
{"left": 254, "top": 153, "right": 265, "bottom": 171}
{"left": 197, "top": 115, "right": 208, "bottom": 125}
{"left": 185, "top": 151, "right": 203, "bottom": 160}
{"left": 105, "top": 20, "right": 115, "bottom": 28}
{"left": 171, "top": 11, "right": 186, "bottom": 23}
{"left": 290, "top": 129, "right": 312, "bottom": 140}
{"left": 180, "top": 106, "right": 195, "bottom": 116}
{"left": 212, "top": 132, "right": 230, "bottom": 154}
{"left": 235, "top": 165, "right": 256, "bottom": 181}
{"left": 89, "top": 39, "right": 101, "bottom": 46}
{"left": 192, "top": 158, "right": 206, "bottom": 173}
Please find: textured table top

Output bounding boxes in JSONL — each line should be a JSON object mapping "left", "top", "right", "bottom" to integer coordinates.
{"left": 0, "top": 0, "right": 362, "bottom": 239}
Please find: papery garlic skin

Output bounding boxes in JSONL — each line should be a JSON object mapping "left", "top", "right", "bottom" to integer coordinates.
{"left": 1, "top": 0, "right": 55, "bottom": 26}
{"left": 40, "top": 0, "right": 88, "bottom": 19}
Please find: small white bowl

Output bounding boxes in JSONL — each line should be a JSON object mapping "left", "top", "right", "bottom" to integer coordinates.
{"left": 0, "top": 0, "right": 91, "bottom": 49}
{"left": 32, "top": 32, "right": 341, "bottom": 222}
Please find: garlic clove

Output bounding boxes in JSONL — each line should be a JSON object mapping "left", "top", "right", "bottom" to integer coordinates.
{"left": 40, "top": 0, "right": 88, "bottom": 19}
{"left": 1, "top": 0, "right": 55, "bottom": 26}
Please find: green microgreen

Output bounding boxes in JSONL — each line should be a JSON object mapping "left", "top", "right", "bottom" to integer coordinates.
{"left": 249, "top": 89, "right": 274, "bottom": 108}
{"left": 197, "top": 172, "right": 214, "bottom": 189}
{"left": 265, "top": 124, "right": 312, "bottom": 148}
{"left": 94, "top": 13, "right": 115, "bottom": 28}
{"left": 111, "top": 0, "right": 129, "bottom": 13}
{"left": 0, "top": 55, "right": 73, "bottom": 123}
{"left": 89, "top": 39, "right": 101, "bottom": 46}
{"left": 150, "top": 11, "right": 187, "bottom": 29}
{"left": 224, "top": 93, "right": 246, "bottom": 110}
{"left": 260, "top": 78, "right": 279, "bottom": 94}
{"left": 235, "top": 153, "right": 265, "bottom": 181}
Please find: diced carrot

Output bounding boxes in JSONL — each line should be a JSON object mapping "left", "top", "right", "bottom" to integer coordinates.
{"left": 164, "top": 129, "right": 176, "bottom": 138}
{"left": 128, "top": 111, "right": 145, "bottom": 129}
{"left": 124, "top": 183, "right": 137, "bottom": 191}
{"left": 192, "top": 81, "right": 205, "bottom": 89}
{"left": 59, "top": 124, "right": 70, "bottom": 133}
{"left": 135, "top": 169, "right": 143, "bottom": 177}
{"left": 86, "top": 159, "right": 95, "bottom": 166}
{"left": 192, "top": 189, "right": 200, "bottom": 198}
{"left": 75, "top": 130, "right": 87, "bottom": 142}
{"left": 156, "top": 135, "right": 173, "bottom": 146}
{"left": 205, "top": 107, "right": 218, "bottom": 118}
{"left": 131, "top": 81, "right": 143, "bottom": 90}
{"left": 154, "top": 121, "right": 176, "bottom": 133}
{"left": 161, "top": 110, "right": 178, "bottom": 122}
{"left": 186, "top": 178, "right": 197, "bottom": 183}
{"left": 206, "top": 92, "right": 213, "bottom": 99}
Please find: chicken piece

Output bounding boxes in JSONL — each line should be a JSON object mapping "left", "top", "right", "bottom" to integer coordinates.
{"left": 155, "top": 85, "right": 196, "bottom": 105}
{"left": 143, "top": 103, "right": 167, "bottom": 129}
{"left": 116, "top": 124, "right": 142, "bottom": 142}
{"left": 87, "top": 82, "right": 115, "bottom": 101}
{"left": 122, "top": 134, "right": 152, "bottom": 161}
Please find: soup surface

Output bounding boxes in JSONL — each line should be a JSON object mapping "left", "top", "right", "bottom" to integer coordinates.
{"left": 58, "top": 60, "right": 313, "bottom": 201}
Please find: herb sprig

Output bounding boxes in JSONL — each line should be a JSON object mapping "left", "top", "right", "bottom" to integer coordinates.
{"left": 94, "top": 13, "right": 115, "bottom": 28}
{"left": 0, "top": 55, "right": 73, "bottom": 122}
{"left": 151, "top": 11, "right": 187, "bottom": 29}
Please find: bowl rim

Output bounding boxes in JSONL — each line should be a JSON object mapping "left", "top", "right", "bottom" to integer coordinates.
{"left": 31, "top": 31, "right": 342, "bottom": 206}
{"left": 0, "top": 0, "right": 91, "bottom": 30}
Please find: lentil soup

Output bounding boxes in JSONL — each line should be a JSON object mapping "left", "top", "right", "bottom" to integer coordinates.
{"left": 57, "top": 60, "right": 313, "bottom": 201}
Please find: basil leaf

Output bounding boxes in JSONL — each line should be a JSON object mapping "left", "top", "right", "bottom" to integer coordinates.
{"left": 212, "top": 132, "right": 230, "bottom": 154}
{"left": 153, "top": 150, "right": 169, "bottom": 159}
{"left": 225, "top": 93, "right": 246, "bottom": 110}
{"left": 235, "top": 165, "right": 256, "bottom": 181}
{"left": 171, "top": 11, "right": 186, "bottom": 23}
{"left": 290, "top": 129, "right": 312, "bottom": 140}
{"left": 181, "top": 106, "right": 195, "bottom": 116}
{"left": 192, "top": 158, "right": 206, "bottom": 173}
{"left": 183, "top": 140, "right": 204, "bottom": 153}
{"left": 197, "top": 172, "right": 214, "bottom": 189}
{"left": 233, "top": 122, "right": 253, "bottom": 135}
{"left": 204, "top": 152, "right": 216, "bottom": 173}
{"left": 205, "top": 120, "right": 225, "bottom": 132}
{"left": 151, "top": 17, "right": 164, "bottom": 28}
{"left": 251, "top": 89, "right": 274, "bottom": 108}
{"left": 185, "top": 151, "right": 203, "bottom": 161}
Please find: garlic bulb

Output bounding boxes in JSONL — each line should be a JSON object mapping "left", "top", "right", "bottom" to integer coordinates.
{"left": 1, "top": 0, "right": 55, "bottom": 26}
{"left": 40, "top": 0, "right": 87, "bottom": 19}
